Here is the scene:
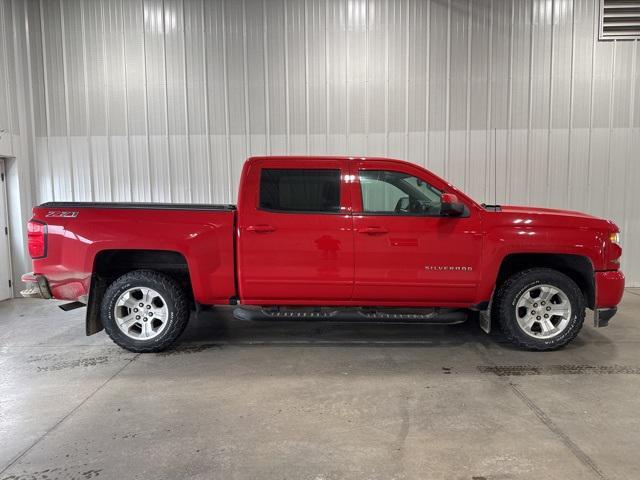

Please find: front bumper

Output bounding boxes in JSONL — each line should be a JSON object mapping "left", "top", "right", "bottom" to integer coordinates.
{"left": 595, "top": 270, "right": 625, "bottom": 307}
{"left": 593, "top": 308, "right": 617, "bottom": 328}
{"left": 20, "top": 273, "right": 52, "bottom": 299}
{"left": 592, "top": 270, "right": 624, "bottom": 327}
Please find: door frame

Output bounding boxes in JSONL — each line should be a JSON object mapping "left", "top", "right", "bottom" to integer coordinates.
{"left": 0, "top": 157, "right": 13, "bottom": 300}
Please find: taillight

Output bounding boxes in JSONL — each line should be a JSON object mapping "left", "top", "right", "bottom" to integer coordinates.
{"left": 27, "top": 220, "right": 47, "bottom": 258}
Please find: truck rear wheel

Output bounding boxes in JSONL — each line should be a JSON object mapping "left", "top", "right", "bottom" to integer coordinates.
{"left": 101, "top": 270, "right": 189, "bottom": 353}
{"left": 494, "top": 268, "right": 585, "bottom": 351}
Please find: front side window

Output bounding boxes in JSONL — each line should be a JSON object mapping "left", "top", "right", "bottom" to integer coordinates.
{"left": 260, "top": 168, "right": 341, "bottom": 213}
{"left": 359, "top": 170, "right": 442, "bottom": 215}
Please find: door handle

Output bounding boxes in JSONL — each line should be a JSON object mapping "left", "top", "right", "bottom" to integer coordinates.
{"left": 246, "top": 224, "right": 276, "bottom": 233}
{"left": 358, "top": 226, "right": 389, "bottom": 235}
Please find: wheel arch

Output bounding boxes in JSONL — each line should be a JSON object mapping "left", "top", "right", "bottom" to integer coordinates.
{"left": 85, "top": 249, "right": 193, "bottom": 335}
{"left": 494, "top": 253, "right": 595, "bottom": 309}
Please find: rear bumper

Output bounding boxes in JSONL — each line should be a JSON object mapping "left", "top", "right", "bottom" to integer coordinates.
{"left": 20, "top": 273, "right": 52, "bottom": 299}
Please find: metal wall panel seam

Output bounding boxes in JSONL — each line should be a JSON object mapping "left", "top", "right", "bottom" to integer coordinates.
{"left": 598, "top": 0, "right": 603, "bottom": 40}
{"left": 8, "top": 0, "right": 17, "bottom": 141}
{"left": 424, "top": 0, "right": 430, "bottom": 168}
{"left": 20, "top": 0, "right": 40, "bottom": 203}
{"left": 7, "top": 0, "right": 17, "bottom": 152}
{"left": 1, "top": 1, "right": 12, "bottom": 138}
{"left": 181, "top": 0, "right": 192, "bottom": 202}
{"left": 141, "top": 0, "right": 153, "bottom": 203}
{"left": 324, "top": 0, "right": 328, "bottom": 152}
{"left": 304, "top": 0, "right": 309, "bottom": 154}
{"left": 59, "top": 0, "right": 76, "bottom": 200}
{"left": 220, "top": 0, "right": 232, "bottom": 202}
{"left": 38, "top": 0, "right": 54, "bottom": 200}
{"left": 78, "top": 0, "right": 94, "bottom": 200}
{"left": 0, "top": 0, "right": 11, "bottom": 139}
{"left": 201, "top": 0, "right": 213, "bottom": 202}
{"left": 604, "top": 39, "right": 616, "bottom": 215}
{"left": 14, "top": 0, "right": 27, "bottom": 150}
{"left": 485, "top": 0, "right": 493, "bottom": 200}
{"left": 241, "top": 0, "right": 251, "bottom": 158}
{"left": 364, "top": 0, "right": 369, "bottom": 152}
{"left": 161, "top": 0, "right": 172, "bottom": 201}
{"left": 586, "top": 0, "right": 598, "bottom": 212}
{"left": 525, "top": 0, "right": 534, "bottom": 204}
{"left": 464, "top": 0, "right": 472, "bottom": 192}
{"left": 262, "top": 0, "right": 271, "bottom": 154}
{"left": 344, "top": 0, "right": 349, "bottom": 149}
{"left": 0, "top": 0, "right": 5, "bottom": 135}
{"left": 121, "top": 0, "right": 134, "bottom": 202}
{"left": 283, "top": 0, "right": 290, "bottom": 154}
{"left": 384, "top": 0, "right": 389, "bottom": 156}
{"left": 100, "top": 0, "right": 114, "bottom": 201}
{"left": 404, "top": 0, "right": 410, "bottom": 159}
{"left": 444, "top": 0, "right": 451, "bottom": 178}
{"left": 0, "top": 1, "right": 6, "bottom": 136}
{"left": 505, "top": 0, "right": 514, "bottom": 202}
{"left": 544, "top": 0, "right": 555, "bottom": 207}
{"left": 621, "top": 39, "right": 637, "bottom": 248}
{"left": 565, "top": 0, "right": 575, "bottom": 206}
{"left": 2, "top": 1, "right": 15, "bottom": 146}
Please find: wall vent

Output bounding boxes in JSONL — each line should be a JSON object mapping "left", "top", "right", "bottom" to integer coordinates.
{"left": 600, "top": 0, "right": 640, "bottom": 40}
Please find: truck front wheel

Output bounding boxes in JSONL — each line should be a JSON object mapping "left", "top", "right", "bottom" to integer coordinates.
{"left": 101, "top": 270, "right": 190, "bottom": 353}
{"left": 494, "top": 268, "right": 585, "bottom": 351}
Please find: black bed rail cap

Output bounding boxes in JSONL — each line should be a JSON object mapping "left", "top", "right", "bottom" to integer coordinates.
{"left": 38, "top": 202, "right": 237, "bottom": 211}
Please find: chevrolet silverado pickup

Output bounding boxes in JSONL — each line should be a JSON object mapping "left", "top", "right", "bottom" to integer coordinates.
{"left": 22, "top": 156, "right": 625, "bottom": 352}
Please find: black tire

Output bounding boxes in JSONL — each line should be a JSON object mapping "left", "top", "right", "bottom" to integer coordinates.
{"left": 493, "top": 268, "right": 585, "bottom": 351}
{"left": 101, "top": 270, "right": 190, "bottom": 353}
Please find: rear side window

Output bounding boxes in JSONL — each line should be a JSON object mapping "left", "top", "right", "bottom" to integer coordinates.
{"left": 259, "top": 169, "right": 341, "bottom": 213}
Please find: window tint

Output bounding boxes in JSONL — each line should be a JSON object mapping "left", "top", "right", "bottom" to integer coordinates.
{"left": 359, "top": 170, "right": 442, "bottom": 215}
{"left": 260, "top": 169, "right": 341, "bottom": 213}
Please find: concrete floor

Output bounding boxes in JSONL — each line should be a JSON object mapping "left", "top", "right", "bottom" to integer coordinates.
{"left": 1, "top": 292, "right": 640, "bottom": 480}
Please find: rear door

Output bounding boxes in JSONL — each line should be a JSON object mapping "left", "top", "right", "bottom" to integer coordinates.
{"left": 237, "top": 158, "right": 354, "bottom": 303}
{"left": 350, "top": 159, "right": 483, "bottom": 304}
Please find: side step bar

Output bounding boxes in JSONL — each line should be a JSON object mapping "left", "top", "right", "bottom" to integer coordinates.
{"left": 233, "top": 306, "right": 468, "bottom": 324}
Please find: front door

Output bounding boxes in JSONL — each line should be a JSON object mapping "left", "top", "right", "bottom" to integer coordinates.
{"left": 237, "top": 159, "right": 354, "bottom": 303}
{"left": 350, "top": 160, "right": 483, "bottom": 305}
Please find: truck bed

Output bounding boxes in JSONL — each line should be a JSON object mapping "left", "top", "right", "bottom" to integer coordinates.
{"left": 31, "top": 202, "right": 237, "bottom": 305}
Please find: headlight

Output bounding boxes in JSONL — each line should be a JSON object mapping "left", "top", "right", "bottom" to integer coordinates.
{"left": 610, "top": 232, "right": 620, "bottom": 244}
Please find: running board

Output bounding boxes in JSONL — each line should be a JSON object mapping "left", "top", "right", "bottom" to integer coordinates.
{"left": 233, "top": 307, "right": 468, "bottom": 324}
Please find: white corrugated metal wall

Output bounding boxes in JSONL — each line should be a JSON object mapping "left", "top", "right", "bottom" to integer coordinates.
{"left": 0, "top": 0, "right": 639, "bottom": 288}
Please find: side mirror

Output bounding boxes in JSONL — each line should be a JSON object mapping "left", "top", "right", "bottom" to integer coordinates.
{"left": 440, "top": 193, "right": 465, "bottom": 217}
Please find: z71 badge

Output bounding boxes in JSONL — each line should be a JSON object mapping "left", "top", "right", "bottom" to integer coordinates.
{"left": 46, "top": 211, "right": 79, "bottom": 218}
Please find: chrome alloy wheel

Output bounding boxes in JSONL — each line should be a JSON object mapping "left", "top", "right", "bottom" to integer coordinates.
{"left": 114, "top": 287, "right": 169, "bottom": 340}
{"left": 514, "top": 284, "right": 572, "bottom": 339}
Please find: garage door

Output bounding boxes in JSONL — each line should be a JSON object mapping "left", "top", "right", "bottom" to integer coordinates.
{"left": 0, "top": 159, "right": 12, "bottom": 301}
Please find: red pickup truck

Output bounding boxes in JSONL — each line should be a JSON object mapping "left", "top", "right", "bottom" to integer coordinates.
{"left": 22, "top": 156, "right": 624, "bottom": 352}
